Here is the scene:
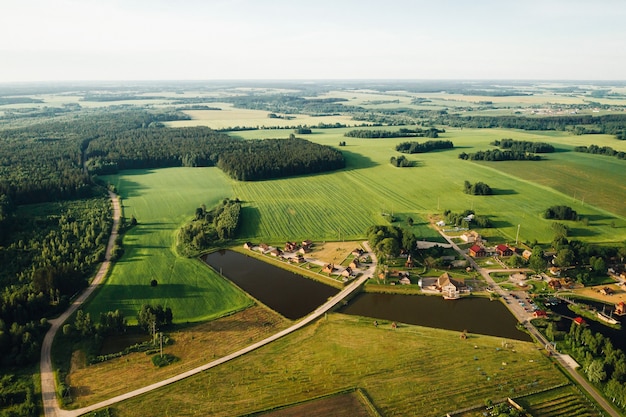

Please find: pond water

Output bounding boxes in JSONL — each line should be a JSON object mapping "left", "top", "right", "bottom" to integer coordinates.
{"left": 202, "top": 250, "right": 529, "bottom": 340}
{"left": 549, "top": 301, "right": 626, "bottom": 351}
{"left": 203, "top": 250, "right": 339, "bottom": 320}
{"left": 339, "top": 293, "right": 532, "bottom": 342}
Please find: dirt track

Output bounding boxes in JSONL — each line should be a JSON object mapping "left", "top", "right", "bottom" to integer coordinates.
{"left": 41, "top": 191, "right": 121, "bottom": 417}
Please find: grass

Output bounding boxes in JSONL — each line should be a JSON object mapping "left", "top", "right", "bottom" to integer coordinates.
{"left": 90, "top": 167, "right": 253, "bottom": 323}
{"left": 99, "top": 313, "right": 569, "bottom": 417}
{"left": 66, "top": 306, "right": 289, "bottom": 408}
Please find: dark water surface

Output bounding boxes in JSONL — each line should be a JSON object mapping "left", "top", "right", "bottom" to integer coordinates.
{"left": 339, "top": 293, "right": 532, "bottom": 342}
{"left": 203, "top": 250, "right": 339, "bottom": 320}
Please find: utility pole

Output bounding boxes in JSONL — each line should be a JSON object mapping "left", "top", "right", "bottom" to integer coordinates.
{"left": 515, "top": 224, "right": 521, "bottom": 245}
{"left": 160, "top": 332, "right": 163, "bottom": 357}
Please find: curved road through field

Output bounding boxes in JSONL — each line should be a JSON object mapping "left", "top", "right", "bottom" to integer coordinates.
{"left": 437, "top": 230, "right": 622, "bottom": 417}
{"left": 42, "top": 231, "right": 376, "bottom": 417}
{"left": 41, "top": 191, "right": 121, "bottom": 417}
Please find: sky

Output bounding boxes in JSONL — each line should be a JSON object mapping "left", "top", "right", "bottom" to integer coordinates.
{"left": 1, "top": 0, "right": 625, "bottom": 82}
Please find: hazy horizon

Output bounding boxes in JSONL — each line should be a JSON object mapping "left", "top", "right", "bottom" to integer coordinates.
{"left": 2, "top": 0, "right": 625, "bottom": 82}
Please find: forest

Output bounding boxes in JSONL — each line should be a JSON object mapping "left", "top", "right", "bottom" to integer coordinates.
{"left": 574, "top": 144, "right": 626, "bottom": 160}
{"left": 344, "top": 127, "right": 440, "bottom": 138}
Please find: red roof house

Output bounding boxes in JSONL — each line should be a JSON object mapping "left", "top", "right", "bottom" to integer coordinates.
{"left": 469, "top": 245, "right": 486, "bottom": 257}
{"left": 496, "top": 244, "right": 513, "bottom": 257}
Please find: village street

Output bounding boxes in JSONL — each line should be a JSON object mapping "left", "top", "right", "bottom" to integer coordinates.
{"left": 436, "top": 228, "right": 622, "bottom": 417}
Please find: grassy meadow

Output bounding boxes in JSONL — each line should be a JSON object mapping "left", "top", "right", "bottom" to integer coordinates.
{"left": 100, "top": 314, "right": 570, "bottom": 417}
{"left": 89, "top": 168, "right": 253, "bottom": 324}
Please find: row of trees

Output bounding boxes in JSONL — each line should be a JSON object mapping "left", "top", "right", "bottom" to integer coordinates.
{"left": 395, "top": 139, "right": 453, "bottom": 154}
{"left": 491, "top": 138, "right": 555, "bottom": 153}
{"left": 443, "top": 209, "right": 492, "bottom": 229}
{"left": 574, "top": 144, "right": 626, "bottom": 160}
{"left": 344, "top": 127, "right": 441, "bottom": 139}
{"left": 458, "top": 149, "right": 541, "bottom": 161}
{"left": 436, "top": 114, "right": 626, "bottom": 139}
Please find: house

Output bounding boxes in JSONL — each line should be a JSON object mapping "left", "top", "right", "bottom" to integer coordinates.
{"left": 615, "top": 301, "right": 625, "bottom": 316}
{"left": 436, "top": 220, "right": 446, "bottom": 227}
{"left": 269, "top": 248, "right": 283, "bottom": 257}
{"left": 549, "top": 267, "right": 561, "bottom": 276}
{"left": 496, "top": 244, "right": 513, "bottom": 257}
{"left": 298, "top": 247, "right": 310, "bottom": 255}
{"left": 302, "top": 240, "right": 313, "bottom": 251}
{"left": 600, "top": 287, "right": 614, "bottom": 296}
{"left": 460, "top": 231, "right": 479, "bottom": 243}
{"left": 284, "top": 242, "right": 299, "bottom": 252}
{"left": 399, "top": 276, "right": 411, "bottom": 285}
{"left": 573, "top": 317, "right": 586, "bottom": 326}
{"left": 323, "top": 264, "right": 335, "bottom": 274}
{"left": 257, "top": 243, "right": 270, "bottom": 253}
{"left": 469, "top": 245, "right": 486, "bottom": 257}
{"left": 352, "top": 248, "right": 364, "bottom": 257}
{"left": 548, "top": 279, "right": 562, "bottom": 289}
{"left": 533, "top": 310, "right": 548, "bottom": 318}
{"left": 341, "top": 267, "right": 353, "bottom": 277}
{"left": 294, "top": 253, "right": 305, "bottom": 263}
{"left": 405, "top": 254, "right": 414, "bottom": 268}
{"left": 436, "top": 272, "right": 468, "bottom": 299}
{"left": 522, "top": 249, "right": 533, "bottom": 260}
{"left": 349, "top": 259, "right": 360, "bottom": 269}
{"left": 243, "top": 242, "right": 254, "bottom": 250}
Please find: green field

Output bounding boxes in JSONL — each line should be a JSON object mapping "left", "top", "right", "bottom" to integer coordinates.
{"left": 88, "top": 126, "right": 626, "bottom": 322}
{"left": 232, "top": 127, "right": 626, "bottom": 245}
{"left": 88, "top": 168, "right": 253, "bottom": 323}
{"left": 100, "top": 314, "right": 569, "bottom": 417}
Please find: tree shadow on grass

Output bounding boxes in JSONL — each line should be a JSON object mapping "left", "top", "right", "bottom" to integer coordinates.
{"left": 569, "top": 227, "right": 599, "bottom": 237}
{"left": 340, "top": 149, "right": 378, "bottom": 170}
{"left": 491, "top": 188, "right": 518, "bottom": 196}
{"left": 238, "top": 206, "right": 261, "bottom": 238}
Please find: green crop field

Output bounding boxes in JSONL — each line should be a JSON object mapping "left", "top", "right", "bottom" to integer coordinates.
{"left": 232, "top": 127, "right": 626, "bottom": 245}
{"left": 88, "top": 168, "right": 253, "bottom": 324}
{"left": 99, "top": 314, "right": 569, "bottom": 417}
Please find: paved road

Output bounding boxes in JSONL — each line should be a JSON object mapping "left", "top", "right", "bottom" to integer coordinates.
{"left": 436, "top": 229, "right": 622, "bottom": 417}
{"left": 44, "top": 241, "right": 376, "bottom": 417}
{"left": 41, "top": 191, "right": 121, "bottom": 417}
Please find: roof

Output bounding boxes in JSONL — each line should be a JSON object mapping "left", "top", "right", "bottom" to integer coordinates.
{"left": 574, "top": 317, "right": 585, "bottom": 325}
{"left": 469, "top": 245, "right": 483, "bottom": 253}
{"left": 496, "top": 244, "right": 509, "bottom": 252}
{"left": 437, "top": 272, "right": 466, "bottom": 289}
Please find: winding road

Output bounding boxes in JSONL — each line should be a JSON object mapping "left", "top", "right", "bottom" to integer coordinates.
{"left": 40, "top": 191, "right": 121, "bottom": 417}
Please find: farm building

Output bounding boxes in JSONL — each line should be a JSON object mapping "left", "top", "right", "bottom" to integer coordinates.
{"left": 496, "top": 244, "right": 513, "bottom": 257}
{"left": 284, "top": 242, "right": 299, "bottom": 252}
{"left": 243, "top": 242, "right": 254, "bottom": 250}
{"left": 469, "top": 245, "right": 486, "bottom": 257}
{"left": 323, "top": 264, "right": 335, "bottom": 274}
{"left": 522, "top": 249, "right": 532, "bottom": 260}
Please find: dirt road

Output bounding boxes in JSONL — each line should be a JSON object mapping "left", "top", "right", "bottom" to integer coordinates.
{"left": 41, "top": 191, "right": 121, "bottom": 417}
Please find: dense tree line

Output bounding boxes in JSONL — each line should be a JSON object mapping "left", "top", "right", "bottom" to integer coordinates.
{"left": 395, "top": 140, "right": 453, "bottom": 154}
{"left": 574, "top": 144, "right": 626, "bottom": 160}
{"left": 458, "top": 149, "right": 541, "bottom": 161}
{"left": 544, "top": 205, "right": 578, "bottom": 221}
{"left": 463, "top": 180, "right": 492, "bottom": 195}
{"left": 435, "top": 114, "right": 626, "bottom": 139}
{"left": 564, "top": 321, "right": 626, "bottom": 411}
{"left": 443, "top": 209, "right": 492, "bottom": 228}
{"left": 225, "top": 94, "right": 362, "bottom": 116}
{"left": 216, "top": 138, "right": 345, "bottom": 181}
{"left": 178, "top": 199, "right": 242, "bottom": 256}
{"left": 491, "top": 138, "right": 555, "bottom": 153}
{"left": 344, "top": 127, "right": 441, "bottom": 139}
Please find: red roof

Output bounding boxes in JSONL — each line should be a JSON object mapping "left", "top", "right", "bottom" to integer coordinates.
{"left": 469, "top": 245, "right": 483, "bottom": 253}
{"left": 533, "top": 310, "right": 547, "bottom": 317}
{"left": 574, "top": 317, "right": 585, "bottom": 325}
{"left": 496, "top": 244, "right": 509, "bottom": 252}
